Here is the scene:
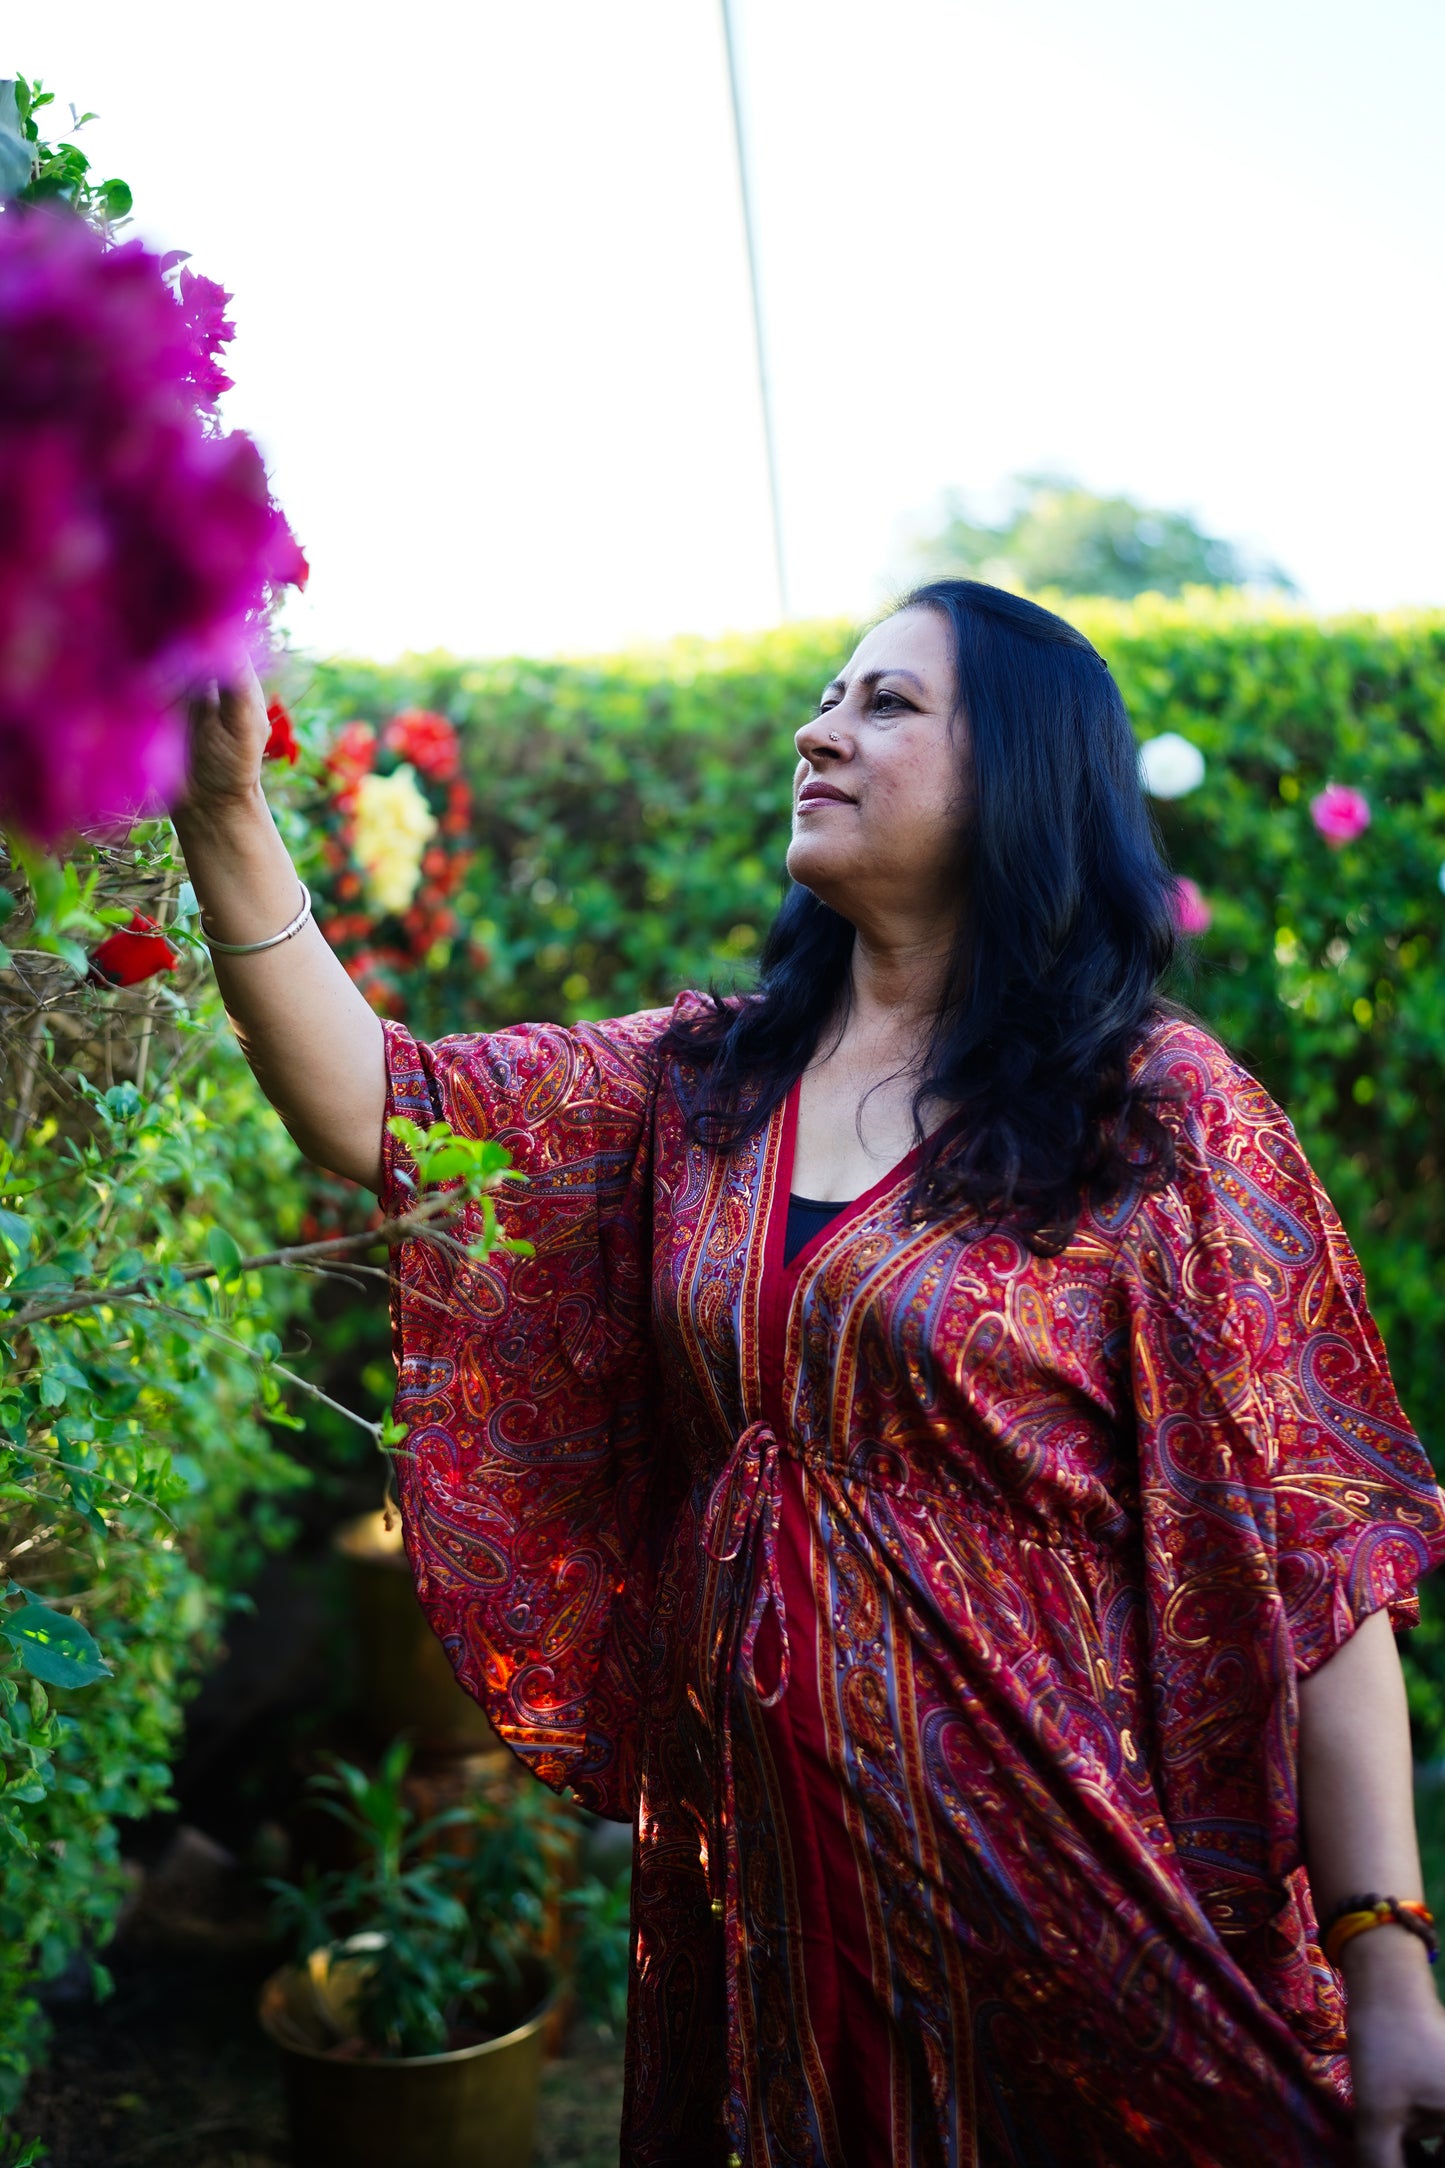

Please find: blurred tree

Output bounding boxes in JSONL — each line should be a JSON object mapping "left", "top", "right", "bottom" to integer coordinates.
{"left": 910, "top": 474, "right": 1294, "bottom": 599}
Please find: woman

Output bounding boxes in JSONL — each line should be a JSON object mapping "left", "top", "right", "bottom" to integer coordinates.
{"left": 178, "top": 581, "right": 1445, "bottom": 2167}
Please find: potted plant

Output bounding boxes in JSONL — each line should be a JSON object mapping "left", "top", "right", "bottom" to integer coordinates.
{"left": 333, "top": 1507, "right": 506, "bottom": 1758}
{"left": 259, "top": 1738, "right": 574, "bottom": 2168}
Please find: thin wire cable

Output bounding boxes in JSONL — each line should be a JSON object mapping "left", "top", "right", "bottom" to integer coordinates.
{"left": 719, "top": 0, "right": 789, "bottom": 620}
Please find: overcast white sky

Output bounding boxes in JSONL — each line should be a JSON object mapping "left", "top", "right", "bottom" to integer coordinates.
{"left": 13, "top": 1, "right": 1445, "bottom": 657}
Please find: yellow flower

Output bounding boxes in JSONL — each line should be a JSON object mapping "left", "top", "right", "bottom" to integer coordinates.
{"left": 351, "top": 765, "right": 437, "bottom": 915}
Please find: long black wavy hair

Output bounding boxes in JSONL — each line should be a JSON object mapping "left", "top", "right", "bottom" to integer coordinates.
{"left": 660, "top": 579, "right": 1184, "bottom": 1248}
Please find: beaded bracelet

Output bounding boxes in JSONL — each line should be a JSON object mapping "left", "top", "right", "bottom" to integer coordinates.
{"left": 1322, "top": 1893, "right": 1438, "bottom": 1968}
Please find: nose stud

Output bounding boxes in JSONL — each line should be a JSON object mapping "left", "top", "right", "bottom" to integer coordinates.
{"left": 829, "top": 731, "right": 839, "bottom": 743}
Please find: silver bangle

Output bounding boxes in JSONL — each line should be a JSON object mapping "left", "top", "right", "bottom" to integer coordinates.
{"left": 200, "top": 882, "right": 313, "bottom": 956}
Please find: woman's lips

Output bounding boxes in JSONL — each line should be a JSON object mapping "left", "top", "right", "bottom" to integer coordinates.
{"left": 796, "top": 781, "right": 855, "bottom": 809}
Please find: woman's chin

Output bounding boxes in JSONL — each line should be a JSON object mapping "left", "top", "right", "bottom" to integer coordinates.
{"left": 785, "top": 834, "right": 851, "bottom": 899}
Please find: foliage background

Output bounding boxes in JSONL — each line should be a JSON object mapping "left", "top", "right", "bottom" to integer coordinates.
{"left": 297, "top": 593, "right": 1445, "bottom": 1730}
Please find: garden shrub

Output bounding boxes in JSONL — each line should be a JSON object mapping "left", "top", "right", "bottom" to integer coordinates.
{"left": 299, "top": 595, "right": 1445, "bottom": 1734}
{"left": 0, "top": 824, "right": 319, "bottom": 2114}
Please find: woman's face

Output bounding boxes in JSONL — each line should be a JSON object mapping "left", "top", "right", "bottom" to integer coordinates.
{"left": 787, "top": 606, "right": 966, "bottom": 934}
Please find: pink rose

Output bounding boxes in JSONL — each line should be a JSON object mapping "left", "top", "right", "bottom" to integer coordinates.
{"left": 1171, "top": 877, "right": 1212, "bottom": 936}
{"left": 1310, "top": 782, "right": 1370, "bottom": 848}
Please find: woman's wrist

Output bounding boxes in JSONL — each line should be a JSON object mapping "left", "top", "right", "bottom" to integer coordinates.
{"left": 1341, "top": 1919, "right": 1439, "bottom": 2009}
{"left": 171, "top": 779, "right": 272, "bottom": 850}
{"left": 170, "top": 785, "right": 309, "bottom": 951}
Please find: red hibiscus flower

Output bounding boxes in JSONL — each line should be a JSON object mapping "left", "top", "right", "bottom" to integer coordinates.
{"left": 382, "top": 709, "right": 460, "bottom": 781}
{"left": 89, "top": 911, "right": 181, "bottom": 987}
{"left": 326, "top": 721, "right": 377, "bottom": 794}
{"left": 264, "top": 699, "right": 299, "bottom": 764}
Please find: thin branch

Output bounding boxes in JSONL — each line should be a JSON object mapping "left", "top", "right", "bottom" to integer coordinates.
{"left": 3, "top": 1441, "right": 180, "bottom": 1529}
{"left": 6, "top": 1011, "right": 45, "bottom": 1151}
{"left": 0, "top": 1190, "right": 487, "bottom": 1333}
{"left": 142, "top": 1298, "right": 388, "bottom": 1440}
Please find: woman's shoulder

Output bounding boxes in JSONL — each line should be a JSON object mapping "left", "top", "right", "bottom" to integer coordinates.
{"left": 1125, "top": 1012, "right": 1329, "bottom": 1241}
{"left": 1129, "top": 1011, "right": 1281, "bottom": 1144}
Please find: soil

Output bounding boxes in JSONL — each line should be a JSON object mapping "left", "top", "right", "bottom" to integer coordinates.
{"left": 11, "top": 1927, "right": 624, "bottom": 2168}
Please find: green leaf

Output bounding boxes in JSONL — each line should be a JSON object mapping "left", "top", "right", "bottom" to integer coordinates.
{"left": 102, "top": 1083, "right": 142, "bottom": 1121}
{"left": 0, "top": 82, "right": 31, "bottom": 200}
{"left": 414, "top": 1145, "right": 474, "bottom": 1182}
{"left": 9, "top": 1264, "right": 72, "bottom": 1291}
{"left": 99, "top": 176, "right": 132, "bottom": 218}
{"left": 0, "top": 1206, "right": 32, "bottom": 1257}
{"left": 206, "top": 1227, "right": 244, "bottom": 1277}
{"left": 0, "top": 1599, "right": 111, "bottom": 1689}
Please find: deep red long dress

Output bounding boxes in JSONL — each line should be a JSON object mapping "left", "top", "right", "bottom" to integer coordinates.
{"left": 380, "top": 1003, "right": 1445, "bottom": 2168}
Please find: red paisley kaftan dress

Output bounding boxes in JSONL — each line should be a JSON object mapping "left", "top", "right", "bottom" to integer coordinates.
{"left": 379, "top": 1001, "right": 1445, "bottom": 2168}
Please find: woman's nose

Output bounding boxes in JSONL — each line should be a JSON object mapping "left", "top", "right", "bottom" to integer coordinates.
{"left": 794, "top": 710, "right": 848, "bottom": 762}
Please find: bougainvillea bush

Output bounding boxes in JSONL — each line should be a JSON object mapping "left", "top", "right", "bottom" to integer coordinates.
{"left": 0, "top": 88, "right": 396, "bottom": 2119}
{"left": 300, "top": 600, "right": 1445, "bottom": 1735}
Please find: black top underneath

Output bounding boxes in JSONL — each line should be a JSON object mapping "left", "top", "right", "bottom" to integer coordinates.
{"left": 784, "top": 1193, "right": 850, "bottom": 1267}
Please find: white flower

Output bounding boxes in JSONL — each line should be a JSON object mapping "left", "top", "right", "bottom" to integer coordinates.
{"left": 1138, "top": 732, "right": 1205, "bottom": 799}
{"left": 351, "top": 765, "right": 437, "bottom": 915}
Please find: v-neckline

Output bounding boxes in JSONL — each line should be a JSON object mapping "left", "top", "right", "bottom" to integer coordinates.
{"left": 755, "top": 1079, "right": 934, "bottom": 1435}
{"left": 769, "top": 1076, "right": 929, "bottom": 1291}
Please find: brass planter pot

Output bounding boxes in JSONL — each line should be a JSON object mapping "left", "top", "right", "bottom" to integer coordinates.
{"left": 334, "top": 1510, "right": 504, "bottom": 1758}
{"left": 259, "top": 1949, "right": 557, "bottom": 2168}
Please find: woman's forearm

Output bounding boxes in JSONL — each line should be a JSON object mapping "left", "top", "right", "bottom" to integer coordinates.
{"left": 1299, "top": 1605, "right": 1435, "bottom": 2007}
{"left": 171, "top": 781, "right": 387, "bottom": 1190}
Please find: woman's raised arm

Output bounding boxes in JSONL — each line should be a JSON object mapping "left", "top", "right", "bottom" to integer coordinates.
{"left": 170, "top": 661, "right": 387, "bottom": 1189}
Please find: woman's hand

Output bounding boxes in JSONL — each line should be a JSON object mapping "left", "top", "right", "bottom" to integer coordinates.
{"left": 180, "top": 659, "right": 272, "bottom": 815}
{"left": 1346, "top": 1930, "right": 1445, "bottom": 2166}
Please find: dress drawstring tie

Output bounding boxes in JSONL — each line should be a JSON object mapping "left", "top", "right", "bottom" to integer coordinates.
{"left": 702, "top": 1417, "right": 791, "bottom": 1708}
{"left": 699, "top": 1420, "right": 796, "bottom": 2164}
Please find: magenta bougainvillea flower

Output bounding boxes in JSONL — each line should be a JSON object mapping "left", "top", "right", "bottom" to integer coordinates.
{"left": 1171, "top": 876, "right": 1212, "bottom": 936}
{"left": 175, "top": 263, "right": 236, "bottom": 415}
{"left": 1309, "top": 782, "right": 1371, "bottom": 848}
{"left": 88, "top": 910, "right": 181, "bottom": 987}
{"left": 0, "top": 209, "right": 306, "bottom": 842}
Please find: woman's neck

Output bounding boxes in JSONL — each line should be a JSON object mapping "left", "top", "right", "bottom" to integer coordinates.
{"left": 842, "top": 918, "right": 960, "bottom": 1058}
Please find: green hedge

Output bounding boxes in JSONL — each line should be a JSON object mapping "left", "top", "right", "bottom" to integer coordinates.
{"left": 303, "top": 595, "right": 1445, "bottom": 1733}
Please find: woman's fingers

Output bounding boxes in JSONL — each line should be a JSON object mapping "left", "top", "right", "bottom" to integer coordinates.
{"left": 181, "top": 660, "right": 270, "bottom": 807}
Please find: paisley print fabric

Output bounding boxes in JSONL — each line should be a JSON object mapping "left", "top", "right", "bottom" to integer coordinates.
{"left": 380, "top": 1002, "right": 1445, "bottom": 2167}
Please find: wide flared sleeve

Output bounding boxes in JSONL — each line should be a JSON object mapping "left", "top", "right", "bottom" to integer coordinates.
{"left": 379, "top": 1002, "right": 686, "bottom": 1820}
{"left": 1120, "top": 1022, "right": 1445, "bottom": 1929}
